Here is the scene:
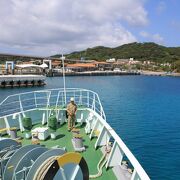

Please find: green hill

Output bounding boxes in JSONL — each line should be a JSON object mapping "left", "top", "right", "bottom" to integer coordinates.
{"left": 64, "top": 42, "right": 180, "bottom": 63}
{"left": 1, "top": 42, "right": 180, "bottom": 72}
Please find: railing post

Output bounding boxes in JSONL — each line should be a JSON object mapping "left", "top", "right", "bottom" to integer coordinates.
{"left": 91, "top": 93, "right": 96, "bottom": 111}
{"left": 62, "top": 93, "right": 64, "bottom": 106}
{"left": 100, "top": 106, "right": 103, "bottom": 117}
{"left": 87, "top": 91, "right": 89, "bottom": 107}
{"left": 79, "top": 90, "right": 82, "bottom": 105}
{"left": 19, "top": 95, "right": 25, "bottom": 117}
{"left": 55, "top": 91, "right": 61, "bottom": 120}
{"left": 46, "top": 91, "right": 51, "bottom": 121}
{"left": 131, "top": 169, "right": 137, "bottom": 180}
{"left": 55, "top": 91, "right": 60, "bottom": 108}
{"left": 73, "top": 90, "right": 76, "bottom": 102}
{"left": 34, "top": 92, "right": 37, "bottom": 108}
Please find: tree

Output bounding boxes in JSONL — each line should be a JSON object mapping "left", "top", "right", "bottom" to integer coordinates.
{"left": 174, "top": 60, "right": 180, "bottom": 72}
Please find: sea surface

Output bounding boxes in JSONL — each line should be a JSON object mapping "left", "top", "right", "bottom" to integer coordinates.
{"left": 0, "top": 75, "right": 180, "bottom": 180}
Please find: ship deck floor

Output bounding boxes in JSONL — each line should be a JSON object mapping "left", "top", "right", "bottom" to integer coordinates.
{"left": 16, "top": 122, "right": 116, "bottom": 180}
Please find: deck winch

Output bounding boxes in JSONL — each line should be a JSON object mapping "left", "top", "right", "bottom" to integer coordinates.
{"left": 0, "top": 138, "right": 89, "bottom": 180}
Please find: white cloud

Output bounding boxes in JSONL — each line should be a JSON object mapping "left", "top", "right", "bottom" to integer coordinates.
{"left": 140, "top": 31, "right": 164, "bottom": 44}
{"left": 0, "top": 0, "right": 148, "bottom": 55}
{"left": 156, "top": 1, "right": 166, "bottom": 14}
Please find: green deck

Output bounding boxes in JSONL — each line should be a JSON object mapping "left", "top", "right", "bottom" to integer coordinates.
{"left": 16, "top": 123, "right": 116, "bottom": 180}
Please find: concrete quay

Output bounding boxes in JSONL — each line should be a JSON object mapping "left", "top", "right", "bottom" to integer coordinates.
{"left": 53, "top": 71, "right": 140, "bottom": 76}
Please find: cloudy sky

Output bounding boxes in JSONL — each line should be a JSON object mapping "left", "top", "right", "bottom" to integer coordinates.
{"left": 0, "top": 0, "right": 179, "bottom": 56}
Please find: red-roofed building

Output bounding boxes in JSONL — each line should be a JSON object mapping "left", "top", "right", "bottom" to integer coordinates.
{"left": 66, "top": 63, "right": 97, "bottom": 72}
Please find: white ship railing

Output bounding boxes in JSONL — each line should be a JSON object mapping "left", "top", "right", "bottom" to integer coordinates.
{"left": 90, "top": 109, "right": 150, "bottom": 180}
{"left": 0, "top": 88, "right": 150, "bottom": 180}
{"left": 0, "top": 88, "right": 106, "bottom": 121}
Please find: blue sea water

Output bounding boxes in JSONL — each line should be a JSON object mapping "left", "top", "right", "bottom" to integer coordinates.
{"left": 0, "top": 75, "right": 180, "bottom": 180}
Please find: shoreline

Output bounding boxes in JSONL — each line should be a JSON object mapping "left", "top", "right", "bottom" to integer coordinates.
{"left": 141, "top": 70, "right": 180, "bottom": 77}
{"left": 1, "top": 70, "right": 180, "bottom": 78}
{"left": 52, "top": 71, "right": 140, "bottom": 76}
{"left": 52, "top": 70, "right": 180, "bottom": 77}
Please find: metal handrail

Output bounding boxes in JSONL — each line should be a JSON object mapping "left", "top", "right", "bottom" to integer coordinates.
{"left": 0, "top": 88, "right": 106, "bottom": 120}
{"left": 91, "top": 110, "right": 150, "bottom": 180}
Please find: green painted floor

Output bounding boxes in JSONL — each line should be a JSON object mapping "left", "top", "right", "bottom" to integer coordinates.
{"left": 16, "top": 123, "right": 116, "bottom": 180}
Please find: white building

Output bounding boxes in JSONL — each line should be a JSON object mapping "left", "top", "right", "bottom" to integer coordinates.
{"left": 106, "top": 58, "right": 116, "bottom": 63}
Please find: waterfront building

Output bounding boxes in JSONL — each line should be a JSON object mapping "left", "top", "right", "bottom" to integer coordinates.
{"left": 66, "top": 63, "right": 97, "bottom": 72}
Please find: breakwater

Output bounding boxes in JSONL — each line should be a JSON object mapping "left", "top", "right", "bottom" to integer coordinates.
{"left": 0, "top": 75, "right": 46, "bottom": 88}
{"left": 53, "top": 71, "right": 140, "bottom": 76}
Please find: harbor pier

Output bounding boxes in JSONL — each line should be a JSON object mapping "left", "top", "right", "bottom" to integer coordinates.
{"left": 53, "top": 71, "right": 140, "bottom": 76}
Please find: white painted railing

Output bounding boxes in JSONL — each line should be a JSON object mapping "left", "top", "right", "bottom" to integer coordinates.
{"left": 0, "top": 88, "right": 106, "bottom": 121}
{"left": 89, "top": 109, "right": 150, "bottom": 180}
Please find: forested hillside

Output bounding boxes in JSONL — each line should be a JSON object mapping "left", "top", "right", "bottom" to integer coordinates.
{"left": 64, "top": 42, "right": 180, "bottom": 63}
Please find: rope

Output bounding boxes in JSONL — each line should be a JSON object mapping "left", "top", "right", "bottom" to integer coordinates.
{"left": 33, "top": 151, "right": 109, "bottom": 180}
{"left": 89, "top": 152, "right": 108, "bottom": 179}
{"left": 33, "top": 156, "right": 56, "bottom": 180}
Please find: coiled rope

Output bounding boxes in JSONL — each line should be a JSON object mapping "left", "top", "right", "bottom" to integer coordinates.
{"left": 33, "top": 156, "right": 56, "bottom": 180}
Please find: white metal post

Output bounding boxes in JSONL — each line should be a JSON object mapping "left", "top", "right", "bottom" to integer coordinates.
{"left": 62, "top": 54, "right": 67, "bottom": 104}
{"left": 19, "top": 95, "right": 25, "bottom": 117}
{"left": 87, "top": 91, "right": 89, "bottom": 107}
{"left": 34, "top": 92, "right": 37, "bottom": 108}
